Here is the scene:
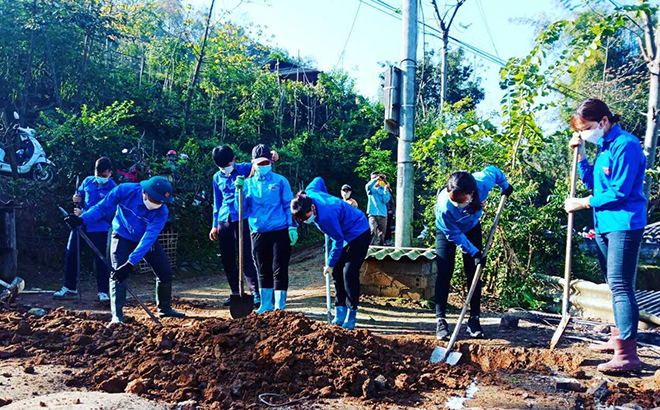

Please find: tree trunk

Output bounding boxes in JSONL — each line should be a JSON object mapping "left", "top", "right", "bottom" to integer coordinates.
{"left": 643, "top": 61, "right": 660, "bottom": 199}
{"left": 45, "top": 33, "right": 62, "bottom": 108}
{"left": 75, "top": 33, "right": 93, "bottom": 110}
{"left": 183, "top": 0, "right": 215, "bottom": 135}
{"left": 440, "top": 30, "right": 448, "bottom": 111}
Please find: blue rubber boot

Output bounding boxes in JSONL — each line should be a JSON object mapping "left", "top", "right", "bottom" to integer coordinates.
{"left": 253, "top": 293, "right": 261, "bottom": 307}
{"left": 274, "top": 290, "right": 287, "bottom": 310}
{"left": 255, "top": 288, "right": 274, "bottom": 314}
{"left": 331, "top": 306, "right": 347, "bottom": 326}
{"left": 342, "top": 309, "right": 357, "bottom": 330}
{"left": 108, "top": 279, "right": 126, "bottom": 326}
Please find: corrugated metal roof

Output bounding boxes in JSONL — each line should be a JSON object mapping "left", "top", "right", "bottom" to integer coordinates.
{"left": 637, "top": 290, "right": 660, "bottom": 318}
{"left": 643, "top": 221, "right": 660, "bottom": 243}
{"left": 366, "top": 246, "right": 436, "bottom": 261}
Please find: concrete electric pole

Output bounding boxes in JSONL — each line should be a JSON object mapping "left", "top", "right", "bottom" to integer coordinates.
{"left": 394, "top": 0, "right": 417, "bottom": 248}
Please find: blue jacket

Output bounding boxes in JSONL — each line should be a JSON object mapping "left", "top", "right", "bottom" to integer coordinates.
{"left": 435, "top": 166, "right": 509, "bottom": 256}
{"left": 244, "top": 171, "right": 294, "bottom": 233}
{"left": 212, "top": 162, "right": 252, "bottom": 226}
{"left": 366, "top": 179, "right": 391, "bottom": 216}
{"left": 305, "top": 177, "right": 370, "bottom": 267}
{"left": 579, "top": 124, "right": 647, "bottom": 233}
{"left": 82, "top": 183, "right": 169, "bottom": 265}
{"left": 77, "top": 176, "right": 117, "bottom": 232}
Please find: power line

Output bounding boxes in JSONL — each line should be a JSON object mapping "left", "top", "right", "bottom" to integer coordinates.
{"left": 476, "top": 0, "right": 500, "bottom": 58}
{"left": 335, "top": 1, "right": 362, "bottom": 69}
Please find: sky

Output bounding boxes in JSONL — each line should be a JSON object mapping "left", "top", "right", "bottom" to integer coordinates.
{"left": 190, "top": 0, "right": 624, "bottom": 115}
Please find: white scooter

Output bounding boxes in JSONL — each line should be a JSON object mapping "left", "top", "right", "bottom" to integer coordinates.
{"left": 0, "top": 113, "right": 55, "bottom": 183}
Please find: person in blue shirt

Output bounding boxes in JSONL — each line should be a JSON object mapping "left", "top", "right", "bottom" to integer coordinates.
{"left": 434, "top": 166, "right": 513, "bottom": 340}
{"left": 366, "top": 172, "right": 392, "bottom": 245}
{"left": 65, "top": 176, "right": 185, "bottom": 325}
{"left": 235, "top": 144, "right": 297, "bottom": 314}
{"left": 54, "top": 157, "right": 116, "bottom": 303}
{"left": 565, "top": 99, "right": 647, "bottom": 374}
{"left": 209, "top": 145, "right": 266, "bottom": 307}
{"left": 291, "top": 177, "right": 371, "bottom": 330}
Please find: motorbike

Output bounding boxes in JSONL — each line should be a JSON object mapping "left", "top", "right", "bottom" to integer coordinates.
{"left": 0, "top": 112, "right": 55, "bottom": 183}
{"left": 117, "top": 145, "right": 152, "bottom": 183}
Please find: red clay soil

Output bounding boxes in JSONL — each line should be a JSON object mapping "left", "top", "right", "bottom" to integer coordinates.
{"left": 0, "top": 299, "right": 658, "bottom": 409}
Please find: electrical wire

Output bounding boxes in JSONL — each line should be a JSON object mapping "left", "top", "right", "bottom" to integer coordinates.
{"left": 335, "top": 1, "right": 362, "bottom": 69}
{"left": 476, "top": 0, "right": 500, "bottom": 58}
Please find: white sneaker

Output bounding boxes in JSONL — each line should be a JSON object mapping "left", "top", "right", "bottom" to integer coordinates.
{"left": 98, "top": 292, "right": 110, "bottom": 303}
{"left": 53, "top": 286, "right": 77, "bottom": 299}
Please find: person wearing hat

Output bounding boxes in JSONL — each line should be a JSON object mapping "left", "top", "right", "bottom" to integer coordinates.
{"left": 291, "top": 177, "right": 371, "bottom": 329}
{"left": 54, "top": 157, "right": 116, "bottom": 303}
{"left": 235, "top": 144, "right": 296, "bottom": 313}
{"left": 65, "top": 175, "right": 185, "bottom": 325}
{"left": 340, "top": 184, "right": 358, "bottom": 208}
{"left": 209, "top": 145, "right": 278, "bottom": 307}
{"left": 366, "top": 172, "right": 391, "bottom": 245}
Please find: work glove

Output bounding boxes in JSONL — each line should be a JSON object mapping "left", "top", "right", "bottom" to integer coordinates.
{"left": 569, "top": 132, "right": 587, "bottom": 160}
{"left": 564, "top": 197, "right": 591, "bottom": 213}
{"left": 502, "top": 184, "right": 514, "bottom": 197}
{"left": 473, "top": 251, "right": 486, "bottom": 267}
{"left": 323, "top": 266, "right": 333, "bottom": 276}
{"left": 112, "top": 261, "right": 133, "bottom": 282}
{"left": 64, "top": 214, "right": 84, "bottom": 230}
{"left": 289, "top": 227, "right": 298, "bottom": 246}
{"left": 235, "top": 176, "right": 245, "bottom": 189}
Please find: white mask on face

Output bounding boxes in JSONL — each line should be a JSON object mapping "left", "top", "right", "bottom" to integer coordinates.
{"left": 580, "top": 122, "right": 604, "bottom": 144}
{"left": 449, "top": 195, "right": 472, "bottom": 209}
{"left": 143, "top": 192, "right": 163, "bottom": 210}
{"left": 221, "top": 164, "right": 234, "bottom": 176}
{"left": 304, "top": 213, "right": 316, "bottom": 224}
{"left": 96, "top": 176, "right": 110, "bottom": 184}
{"left": 341, "top": 191, "right": 350, "bottom": 199}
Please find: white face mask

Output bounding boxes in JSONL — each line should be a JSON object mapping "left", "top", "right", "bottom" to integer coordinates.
{"left": 143, "top": 192, "right": 163, "bottom": 210}
{"left": 304, "top": 213, "right": 316, "bottom": 224}
{"left": 450, "top": 195, "right": 472, "bottom": 209}
{"left": 341, "top": 191, "right": 350, "bottom": 199}
{"left": 580, "top": 122, "right": 604, "bottom": 144}
{"left": 221, "top": 164, "right": 234, "bottom": 176}
{"left": 96, "top": 176, "right": 110, "bottom": 184}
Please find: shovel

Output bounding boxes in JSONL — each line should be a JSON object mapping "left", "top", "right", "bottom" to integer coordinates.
{"left": 431, "top": 194, "right": 508, "bottom": 366}
{"left": 324, "top": 235, "right": 332, "bottom": 323}
{"left": 0, "top": 277, "right": 26, "bottom": 299}
{"left": 230, "top": 184, "right": 254, "bottom": 319}
{"left": 58, "top": 207, "right": 162, "bottom": 327}
{"left": 550, "top": 147, "right": 580, "bottom": 350}
{"left": 73, "top": 176, "right": 82, "bottom": 299}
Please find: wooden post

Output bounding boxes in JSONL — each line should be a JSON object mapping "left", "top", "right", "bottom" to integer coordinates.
{"left": 0, "top": 206, "right": 18, "bottom": 282}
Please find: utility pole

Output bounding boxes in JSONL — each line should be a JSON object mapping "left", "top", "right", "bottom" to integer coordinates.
{"left": 395, "top": 0, "right": 417, "bottom": 248}
{"left": 431, "top": 0, "right": 467, "bottom": 111}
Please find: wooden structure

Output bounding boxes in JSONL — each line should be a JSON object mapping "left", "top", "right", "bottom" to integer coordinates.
{"left": 0, "top": 194, "right": 19, "bottom": 282}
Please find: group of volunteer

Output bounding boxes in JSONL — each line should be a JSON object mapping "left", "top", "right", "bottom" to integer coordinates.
{"left": 55, "top": 98, "right": 646, "bottom": 374}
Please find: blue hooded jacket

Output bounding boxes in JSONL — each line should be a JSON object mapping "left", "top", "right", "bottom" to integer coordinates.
{"left": 366, "top": 178, "right": 391, "bottom": 216}
{"left": 81, "top": 183, "right": 168, "bottom": 265}
{"left": 304, "top": 177, "right": 370, "bottom": 267}
{"left": 244, "top": 170, "right": 294, "bottom": 233}
{"left": 212, "top": 162, "right": 253, "bottom": 226}
{"left": 435, "top": 166, "right": 509, "bottom": 256}
{"left": 77, "top": 175, "right": 117, "bottom": 232}
{"left": 579, "top": 124, "right": 647, "bottom": 233}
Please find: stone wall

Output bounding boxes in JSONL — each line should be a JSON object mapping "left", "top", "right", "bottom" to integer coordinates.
{"left": 360, "top": 258, "right": 437, "bottom": 300}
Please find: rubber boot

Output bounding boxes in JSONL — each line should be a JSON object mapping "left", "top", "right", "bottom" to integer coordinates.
{"left": 331, "top": 306, "right": 347, "bottom": 326}
{"left": 255, "top": 288, "right": 274, "bottom": 314}
{"left": 342, "top": 308, "right": 357, "bottom": 330}
{"left": 589, "top": 327, "right": 619, "bottom": 353}
{"left": 156, "top": 282, "right": 185, "bottom": 318}
{"left": 109, "top": 279, "right": 126, "bottom": 326}
{"left": 253, "top": 293, "right": 261, "bottom": 307}
{"left": 274, "top": 290, "right": 287, "bottom": 310}
{"left": 597, "top": 338, "right": 642, "bottom": 374}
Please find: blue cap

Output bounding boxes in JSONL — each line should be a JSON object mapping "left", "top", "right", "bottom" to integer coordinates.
{"left": 251, "top": 144, "right": 272, "bottom": 161}
{"left": 140, "top": 176, "right": 174, "bottom": 204}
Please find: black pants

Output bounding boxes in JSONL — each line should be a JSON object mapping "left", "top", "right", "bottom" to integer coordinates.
{"left": 64, "top": 229, "right": 110, "bottom": 293}
{"left": 217, "top": 220, "right": 259, "bottom": 294}
{"left": 435, "top": 223, "right": 482, "bottom": 319}
{"left": 332, "top": 229, "right": 370, "bottom": 310}
{"left": 110, "top": 233, "right": 173, "bottom": 284}
{"left": 251, "top": 229, "right": 291, "bottom": 290}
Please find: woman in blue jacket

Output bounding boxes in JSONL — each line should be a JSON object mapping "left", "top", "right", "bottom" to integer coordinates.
{"left": 236, "top": 144, "right": 297, "bottom": 313}
{"left": 55, "top": 157, "right": 116, "bottom": 302}
{"left": 566, "top": 99, "right": 647, "bottom": 374}
{"left": 291, "top": 177, "right": 371, "bottom": 329}
{"left": 434, "top": 166, "right": 513, "bottom": 340}
{"left": 65, "top": 176, "right": 185, "bottom": 325}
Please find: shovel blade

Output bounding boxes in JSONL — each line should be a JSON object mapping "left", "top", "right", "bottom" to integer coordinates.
{"left": 10, "top": 277, "right": 25, "bottom": 294}
{"left": 229, "top": 294, "right": 254, "bottom": 319}
{"left": 550, "top": 315, "right": 570, "bottom": 350}
{"left": 430, "top": 346, "right": 462, "bottom": 366}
